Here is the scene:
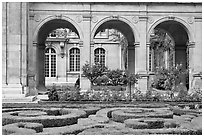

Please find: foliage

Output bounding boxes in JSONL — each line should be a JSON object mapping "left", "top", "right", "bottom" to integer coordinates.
{"left": 106, "top": 69, "right": 126, "bottom": 86}
{"left": 48, "top": 84, "right": 59, "bottom": 101}
{"left": 80, "top": 90, "right": 127, "bottom": 101}
{"left": 58, "top": 88, "right": 81, "bottom": 101}
{"left": 92, "top": 85, "right": 126, "bottom": 91}
{"left": 151, "top": 64, "right": 188, "bottom": 90}
{"left": 82, "top": 62, "right": 108, "bottom": 85}
{"left": 94, "top": 75, "right": 110, "bottom": 86}
{"left": 124, "top": 71, "right": 140, "bottom": 85}
{"left": 150, "top": 28, "right": 174, "bottom": 52}
{"left": 82, "top": 62, "right": 140, "bottom": 86}
{"left": 179, "top": 86, "right": 202, "bottom": 102}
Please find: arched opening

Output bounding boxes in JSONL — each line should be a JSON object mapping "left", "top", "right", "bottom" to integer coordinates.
{"left": 150, "top": 20, "right": 189, "bottom": 89}
{"left": 36, "top": 19, "right": 80, "bottom": 91}
{"left": 93, "top": 20, "right": 135, "bottom": 73}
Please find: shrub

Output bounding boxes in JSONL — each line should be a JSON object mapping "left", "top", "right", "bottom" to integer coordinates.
{"left": 48, "top": 84, "right": 59, "bottom": 101}
{"left": 2, "top": 122, "right": 38, "bottom": 135}
{"left": 58, "top": 88, "right": 81, "bottom": 101}
{"left": 125, "top": 120, "right": 148, "bottom": 129}
{"left": 94, "top": 75, "right": 110, "bottom": 86}
{"left": 151, "top": 64, "right": 188, "bottom": 90}
{"left": 82, "top": 62, "right": 108, "bottom": 85}
{"left": 124, "top": 71, "right": 140, "bottom": 85}
{"left": 106, "top": 69, "right": 126, "bottom": 86}
{"left": 186, "top": 86, "right": 202, "bottom": 102}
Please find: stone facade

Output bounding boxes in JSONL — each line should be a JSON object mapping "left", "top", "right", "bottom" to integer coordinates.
{"left": 2, "top": 2, "right": 202, "bottom": 97}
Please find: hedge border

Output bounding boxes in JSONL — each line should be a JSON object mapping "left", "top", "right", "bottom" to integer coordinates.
{"left": 2, "top": 108, "right": 87, "bottom": 127}
{"left": 112, "top": 108, "right": 173, "bottom": 122}
{"left": 2, "top": 122, "right": 43, "bottom": 135}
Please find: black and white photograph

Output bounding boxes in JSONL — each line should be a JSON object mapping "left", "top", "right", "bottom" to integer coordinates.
{"left": 1, "top": 0, "right": 202, "bottom": 135}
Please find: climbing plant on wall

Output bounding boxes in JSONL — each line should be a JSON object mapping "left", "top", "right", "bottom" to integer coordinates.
{"left": 149, "top": 28, "right": 175, "bottom": 71}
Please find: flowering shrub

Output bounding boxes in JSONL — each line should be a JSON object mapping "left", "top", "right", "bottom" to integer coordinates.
{"left": 82, "top": 62, "right": 140, "bottom": 86}
{"left": 151, "top": 64, "right": 188, "bottom": 90}
{"left": 80, "top": 90, "right": 127, "bottom": 101}
{"left": 106, "top": 69, "right": 126, "bottom": 86}
{"left": 177, "top": 86, "right": 202, "bottom": 102}
{"left": 82, "top": 62, "right": 108, "bottom": 85}
{"left": 48, "top": 85, "right": 59, "bottom": 101}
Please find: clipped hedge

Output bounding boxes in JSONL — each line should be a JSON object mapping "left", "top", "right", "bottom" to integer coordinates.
{"left": 112, "top": 108, "right": 173, "bottom": 122}
{"left": 164, "top": 119, "right": 179, "bottom": 128}
{"left": 2, "top": 108, "right": 87, "bottom": 127}
{"left": 124, "top": 118, "right": 164, "bottom": 129}
{"left": 78, "top": 126, "right": 197, "bottom": 135}
{"left": 124, "top": 120, "right": 148, "bottom": 129}
{"left": 2, "top": 122, "right": 43, "bottom": 135}
{"left": 82, "top": 107, "right": 101, "bottom": 116}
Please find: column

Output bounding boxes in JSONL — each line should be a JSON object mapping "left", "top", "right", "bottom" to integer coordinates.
{"left": 136, "top": 14, "right": 149, "bottom": 93}
{"left": 80, "top": 12, "right": 92, "bottom": 91}
{"left": 90, "top": 41, "right": 95, "bottom": 65}
{"left": 2, "top": 3, "right": 23, "bottom": 95}
{"left": 188, "top": 42, "right": 197, "bottom": 91}
{"left": 36, "top": 45, "right": 46, "bottom": 91}
{"left": 21, "top": 2, "right": 28, "bottom": 92}
{"left": 27, "top": 41, "right": 38, "bottom": 96}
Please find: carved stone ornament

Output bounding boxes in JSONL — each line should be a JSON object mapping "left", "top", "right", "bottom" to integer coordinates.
{"left": 132, "top": 16, "right": 139, "bottom": 24}
{"left": 34, "top": 14, "right": 41, "bottom": 22}
{"left": 55, "top": 14, "right": 62, "bottom": 19}
{"left": 148, "top": 17, "right": 154, "bottom": 24}
{"left": 76, "top": 15, "right": 83, "bottom": 23}
{"left": 92, "top": 16, "right": 98, "bottom": 23}
{"left": 111, "top": 15, "right": 119, "bottom": 19}
{"left": 187, "top": 16, "right": 194, "bottom": 24}
{"left": 168, "top": 15, "right": 175, "bottom": 20}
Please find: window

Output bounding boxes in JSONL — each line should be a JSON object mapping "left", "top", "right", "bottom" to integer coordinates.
{"left": 94, "top": 48, "right": 106, "bottom": 66}
{"left": 45, "top": 48, "right": 56, "bottom": 77}
{"left": 70, "top": 48, "right": 80, "bottom": 71}
{"left": 149, "top": 29, "right": 175, "bottom": 71}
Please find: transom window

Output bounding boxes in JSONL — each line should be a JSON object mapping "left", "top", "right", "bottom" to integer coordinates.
{"left": 45, "top": 48, "right": 56, "bottom": 77}
{"left": 94, "top": 48, "right": 106, "bottom": 66}
{"left": 69, "top": 48, "right": 80, "bottom": 71}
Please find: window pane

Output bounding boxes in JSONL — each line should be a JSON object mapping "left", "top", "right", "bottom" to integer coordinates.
{"left": 94, "top": 48, "right": 105, "bottom": 66}
{"left": 45, "top": 48, "right": 56, "bottom": 77}
{"left": 70, "top": 48, "right": 80, "bottom": 71}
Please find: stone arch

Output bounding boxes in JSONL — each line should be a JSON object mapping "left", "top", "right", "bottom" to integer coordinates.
{"left": 147, "top": 16, "right": 195, "bottom": 43}
{"left": 91, "top": 16, "right": 138, "bottom": 73}
{"left": 91, "top": 16, "right": 139, "bottom": 44}
{"left": 33, "top": 15, "right": 83, "bottom": 43}
{"left": 32, "top": 15, "right": 83, "bottom": 91}
{"left": 147, "top": 16, "right": 193, "bottom": 89}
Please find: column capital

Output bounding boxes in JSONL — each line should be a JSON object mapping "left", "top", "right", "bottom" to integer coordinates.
{"left": 139, "top": 16, "right": 148, "bottom": 21}
{"left": 33, "top": 41, "right": 37, "bottom": 46}
{"left": 134, "top": 42, "right": 140, "bottom": 47}
{"left": 187, "top": 41, "right": 195, "bottom": 48}
{"left": 79, "top": 40, "right": 83, "bottom": 47}
{"left": 90, "top": 41, "right": 95, "bottom": 47}
{"left": 83, "top": 14, "right": 92, "bottom": 21}
{"left": 146, "top": 42, "right": 151, "bottom": 47}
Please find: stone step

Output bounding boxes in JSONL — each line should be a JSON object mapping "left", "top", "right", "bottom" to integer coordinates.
{"left": 2, "top": 95, "right": 37, "bottom": 103}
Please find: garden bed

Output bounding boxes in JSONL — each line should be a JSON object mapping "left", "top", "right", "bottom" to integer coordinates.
{"left": 2, "top": 103, "right": 202, "bottom": 135}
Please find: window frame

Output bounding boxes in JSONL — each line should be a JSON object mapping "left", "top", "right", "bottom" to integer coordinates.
{"left": 69, "top": 47, "right": 80, "bottom": 72}
{"left": 94, "top": 48, "right": 106, "bottom": 66}
{"left": 44, "top": 48, "right": 57, "bottom": 78}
